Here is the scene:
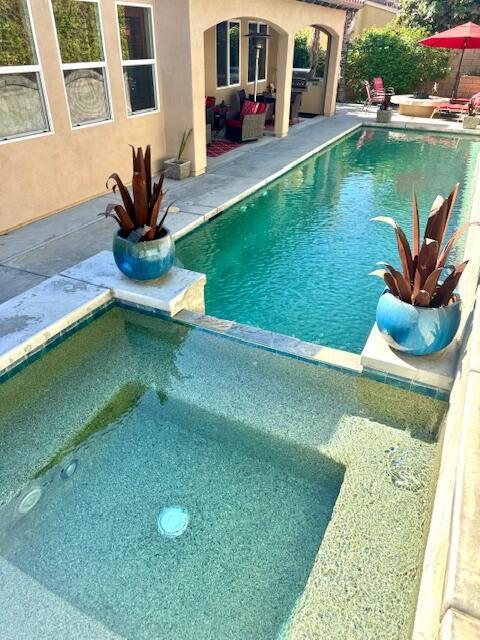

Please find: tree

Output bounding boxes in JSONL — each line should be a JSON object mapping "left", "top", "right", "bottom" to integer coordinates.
{"left": 346, "top": 25, "right": 449, "bottom": 99}
{"left": 338, "top": 9, "right": 358, "bottom": 103}
{"left": 308, "top": 27, "right": 321, "bottom": 79}
{"left": 293, "top": 27, "right": 326, "bottom": 77}
{"left": 399, "top": 0, "right": 480, "bottom": 34}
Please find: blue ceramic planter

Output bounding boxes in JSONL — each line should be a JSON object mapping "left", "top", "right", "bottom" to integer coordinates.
{"left": 113, "top": 230, "right": 175, "bottom": 281}
{"left": 376, "top": 291, "right": 461, "bottom": 356}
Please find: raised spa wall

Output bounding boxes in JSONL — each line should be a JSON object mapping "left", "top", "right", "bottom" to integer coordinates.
{"left": 411, "top": 154, "right": 480, "bottom": 639}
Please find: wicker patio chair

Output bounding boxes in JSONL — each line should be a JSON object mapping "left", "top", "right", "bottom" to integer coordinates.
{"left": 225, "top": 100, "right": 266, "bottom": 142}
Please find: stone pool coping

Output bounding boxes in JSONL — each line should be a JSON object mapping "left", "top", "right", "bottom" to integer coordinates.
{"left": 0, "top": 256, "right": 205, "bottom": 374}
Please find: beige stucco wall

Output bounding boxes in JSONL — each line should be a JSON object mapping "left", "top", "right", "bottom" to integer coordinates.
{"left": 353, "top": 1, "right": 397, "bottom": 37}
{"left": 1, "top": 0, "right": 347, "bottom": 233}
{"left": 0, "top": 0, "right": 167, "bottom": 234}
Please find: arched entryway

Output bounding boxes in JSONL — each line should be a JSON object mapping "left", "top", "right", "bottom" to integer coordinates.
{"left": 292, "top": 25, "right": 336, "bottom": 116}
{"left": 203, "top": 17, "right": 288, "bottom": 159}
{"left": 158, "top": 1, "right": 345, "bottom": 178}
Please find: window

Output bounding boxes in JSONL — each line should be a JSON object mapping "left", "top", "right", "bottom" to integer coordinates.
{"left": 216, "top": 21, "right": 240, "bottom": 88}
{"left": 117, "top": 3, "right": 158, "bottom": 115}
{"left": 248, "top": 22, "right": 268, "bottom": 84}
{"left": 0, "top": 0, "right": 50, "bottom": 141}
{"left": 51, "top": 0, "right": 110, "bottom": 127}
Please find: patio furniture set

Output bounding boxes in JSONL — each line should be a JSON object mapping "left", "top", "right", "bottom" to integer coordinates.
{"left": 362, "top": 76, "right": 480, "bottom": 124}
{"left": 205, "top": 90, "right": 303, "bottom": 145}
{"left": 362, "top": 23, "right": 480, "bottom": 127}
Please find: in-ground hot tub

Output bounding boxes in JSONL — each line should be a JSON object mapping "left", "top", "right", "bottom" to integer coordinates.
{"left": 0, "top": 306, "right": 446, "bottom": 639}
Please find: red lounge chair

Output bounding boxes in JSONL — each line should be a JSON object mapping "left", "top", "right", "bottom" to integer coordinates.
{"left": 225, "top": 100, "right": 266, "bottom": 142}
{"left": 431, "top": 91, "right": 480, "bottom": 118}
{"left": 362, "top": 80, "right": 384, "bottom": 110}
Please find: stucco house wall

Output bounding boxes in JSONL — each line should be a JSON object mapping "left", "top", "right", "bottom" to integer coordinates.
{"left": 0, "top": 0, "right": 167, "bottom": 234}
{"left": 352, "top": 0, "right": 397, "bottom": 37}
{"left": 1, "top": 0, "right": 349, "bottom": 233}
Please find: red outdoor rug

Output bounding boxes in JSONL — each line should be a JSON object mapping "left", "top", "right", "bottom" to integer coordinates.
{"left": 207, "top": 139, "right": 242, "bottom": 157}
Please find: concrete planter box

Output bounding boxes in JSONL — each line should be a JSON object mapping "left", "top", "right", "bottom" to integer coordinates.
{"left": 463, "top": 115, "right": 480, "bottom": 130}
{"left": 164, "top": 158, "right": 191, "bottom": 180}
{"left": 376, "top": 109, "right": 393, "bottom": 123}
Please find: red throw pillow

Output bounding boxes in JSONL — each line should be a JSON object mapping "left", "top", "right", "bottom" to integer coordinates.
{"left": 206, "top": 96, "right": 216, "bottom": 109}
{"left": 257, "top": 102, "right": 266, "bottom": 114}
{"left": 241, "top": 100, "right": 259, "bottom": 116}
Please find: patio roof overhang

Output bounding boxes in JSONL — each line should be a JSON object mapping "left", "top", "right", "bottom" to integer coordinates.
{"left": 297, "top": 0, "right": 364, "bottom": 11}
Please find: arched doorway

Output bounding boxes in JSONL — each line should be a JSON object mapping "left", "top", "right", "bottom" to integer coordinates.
{"left": 292, "top": 25, "right": 335, "bottom": 116}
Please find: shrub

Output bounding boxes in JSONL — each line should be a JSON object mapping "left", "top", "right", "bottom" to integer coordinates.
{"left": 346, "top": 25, "right": 449, "bottom": 100}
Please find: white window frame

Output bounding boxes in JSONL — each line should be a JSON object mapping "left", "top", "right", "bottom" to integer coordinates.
{"left": 49, "top": 0, "right": 113, "bottom": 129}
{"left": 0, "top": 0, "right": 53, "bottom": 144}
{"left": 115, "top": 1, "right": 159, "bottom": 118}
{"left": 215, "top": 20, "right": 241, "bottom": 90}
{"left": 247, "top": 22, "right": 268, "bottom": 85}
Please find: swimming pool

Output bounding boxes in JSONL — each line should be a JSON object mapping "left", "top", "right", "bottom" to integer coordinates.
{"left": 176, "top": 128, "right": 480, "bottom": 353}
{"left": 0, "top": 306, "right": 446, "bottom": 639}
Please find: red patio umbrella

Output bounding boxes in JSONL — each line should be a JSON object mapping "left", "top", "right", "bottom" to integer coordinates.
{"left": 420, "top": 22, "right": 480, "bottom": 99}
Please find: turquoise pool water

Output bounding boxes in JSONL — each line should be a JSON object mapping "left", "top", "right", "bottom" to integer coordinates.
{"left": 0, "top": 307, "right": 446, "bottom": 639}
{"left": 176, "top": 128, "right": 480, "bottom": 353}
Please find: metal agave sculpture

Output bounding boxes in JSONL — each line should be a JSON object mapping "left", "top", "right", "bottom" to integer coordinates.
{"left": 371, "top": 183, "right": 478, "bottom": 308}
{"left": 101, "top": 145, "right": 174, "bottom": 242}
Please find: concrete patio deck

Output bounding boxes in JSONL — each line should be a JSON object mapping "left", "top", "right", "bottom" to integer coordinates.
{"left": 2, "top": 103, "right": 479, "bottom": 306}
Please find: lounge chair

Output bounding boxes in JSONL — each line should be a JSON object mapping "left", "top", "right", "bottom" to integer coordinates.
{"left": 225, "top": 99, "right": 266, "bottom": 142}
{"left": 431, "top": 91, "right": 480, "bottom": 119}
{"left": 362, "top": 80, "right": 385, "bottom": 110}
{"left": 373, "top": 77, "right": 394, "bottom": 95}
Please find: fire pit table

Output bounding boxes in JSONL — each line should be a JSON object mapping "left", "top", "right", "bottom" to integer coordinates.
{"left": 390, "top": 95, "right": 450, "bottom": 118}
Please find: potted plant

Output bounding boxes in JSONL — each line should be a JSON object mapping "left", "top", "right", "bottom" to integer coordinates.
{"left": 164, "top": 129, "right": 193, "bottom": 180}
{"left": 371, "top": 183, "right": 478, "bottom": 355}
{"left": 101, "top": 145, "right": 176, "bottom": 281}
{"left": 463, "top": 101, "right": 479, "bottom": 129}
{"left": 376, "top": 94, "right": 393, "bottom": 123}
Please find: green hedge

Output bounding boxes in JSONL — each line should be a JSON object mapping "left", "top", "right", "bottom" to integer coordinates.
{"left": 345, "top": 25, "right": 449, "bottom": 99}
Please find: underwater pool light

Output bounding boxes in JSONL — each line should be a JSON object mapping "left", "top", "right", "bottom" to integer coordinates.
{"left": 61, "top": 459, "right": 79, "bottom": 480}
{"left": 157, "top": 506, "right": 189, "bottom": 538}
{"left": 18, "top": 487, "right": 42, "bottom": 514}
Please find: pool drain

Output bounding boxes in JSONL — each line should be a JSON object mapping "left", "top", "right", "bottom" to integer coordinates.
{"left": 18, "top": 487, "right": 42, "bottom": 514}
{"left": 157, "top": 506, "right": 189, "bottom": 538}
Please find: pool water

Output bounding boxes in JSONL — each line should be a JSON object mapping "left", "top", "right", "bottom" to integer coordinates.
{"left": 0, "top": 308, "right": 446, "bottom": 639}
{"left": 176, "top": 128, "right": 480, "bottom": 353}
